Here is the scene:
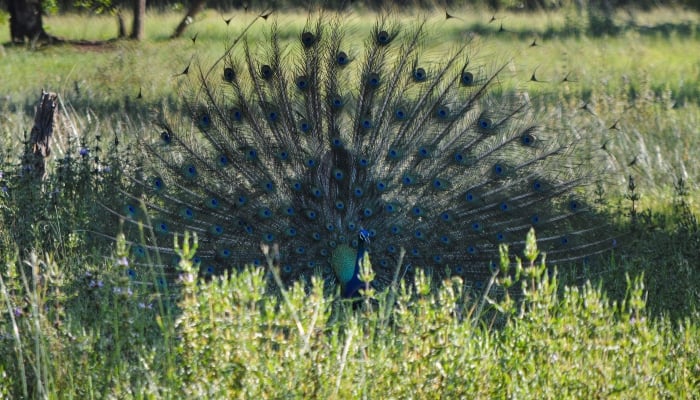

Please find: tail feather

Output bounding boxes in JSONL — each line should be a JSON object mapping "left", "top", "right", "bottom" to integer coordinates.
{"left": 103, "top": 13, "right": 616, "bottom": 294}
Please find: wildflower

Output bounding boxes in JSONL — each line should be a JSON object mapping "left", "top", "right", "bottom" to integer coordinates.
{"left": 79, "top": 147, "right": 89, "bottom": 157}
{"left": 179, "top": 273, "right": 195, "bottom": 284}
{"left": 88, "top": 279, "right": 104, "bottom": 289}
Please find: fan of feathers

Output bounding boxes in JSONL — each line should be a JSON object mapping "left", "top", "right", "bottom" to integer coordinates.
{"left": 104, "top": 12, "right": 617, "bottom": 297}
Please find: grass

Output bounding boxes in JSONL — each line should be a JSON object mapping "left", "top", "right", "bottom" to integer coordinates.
{"left": 1, "top": 7, "right": 699, "bottom": 191}
{"left": 1, "top": 231, "right": 698, "bottom": 398}
{"left": 0, "top": 5, "right": 699, "bottom": 398}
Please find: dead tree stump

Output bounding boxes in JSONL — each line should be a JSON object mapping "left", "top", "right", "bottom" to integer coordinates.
{"left": 23, "top": 90, "right": 58, "bottom": 180}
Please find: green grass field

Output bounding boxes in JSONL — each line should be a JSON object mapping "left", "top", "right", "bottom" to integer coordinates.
{"left": 2, "top": 8, "right": 699, "bottom": 195}
{"left": 0, "top": 6, "right": 699, "bottom": 398}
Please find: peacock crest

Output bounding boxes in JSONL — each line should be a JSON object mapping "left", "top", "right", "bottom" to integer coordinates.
{"left": 111, "top": 13, "right": 616, "bottom": 296}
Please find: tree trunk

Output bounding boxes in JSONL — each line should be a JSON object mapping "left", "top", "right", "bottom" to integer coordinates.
{"left": 7, "top": 0, "right": 53, "bottom": 44}
{"left": 524, "top": 0, "right": 545, "bottom": 10}
{"left": 171, "top": 0, "right": 206, "bottom": 39}
{"left": 130, "top": 0, "right": 146, "bottom": 40}
{"left": 117, "top": 10, "right": 127, "bottom": 39}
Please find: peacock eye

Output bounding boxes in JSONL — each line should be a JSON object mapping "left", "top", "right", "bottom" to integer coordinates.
{"left": 376, "top": 30, "right": 391, "bottom": 45}
{"left": 413, "top": 67, "right": 426, "bottom": 82}
{"left": 301, "top": 31, "right": 316, "bottom": 47}
{"left": 434, "top": 105, "right": 449, "bottom": 119}
{"left": 520, "top": 132, "right": 536, "bottom": 146}
{"left": 461, "top": 71, "right": 474, "bottom": 86}
{"left": 299, "top": 119, "right": 310, "bottom": 132}
{"left": 223, "top": 67, "right": 235, "bottom": 82}
{"left": 295, "top": 76, "right": 309, "bottom": 90}
{"left": 160, "top": 131, "right": 172, "bottom": 144}
{"left": 336, "top": 51, "right": 349, "bottom": 66}
{"left": 478, "top": 117, "right": 494, "bottom": 130}
{"left": 366, "top": 73, "right": 381, "bottom": 88}
{"left": 260, "top": 64, "right": 273, "bottom": 80}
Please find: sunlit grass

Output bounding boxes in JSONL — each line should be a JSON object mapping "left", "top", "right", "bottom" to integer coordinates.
{"left": 1, "top": 8, "right": 699, "bottom": 192}
{"left": 1, "top": 8, "right": 698, "bottom": 104}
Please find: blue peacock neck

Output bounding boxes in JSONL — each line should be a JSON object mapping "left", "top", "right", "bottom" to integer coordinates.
{"left": 332, "top": 229, "right": 370, "bottom": 298}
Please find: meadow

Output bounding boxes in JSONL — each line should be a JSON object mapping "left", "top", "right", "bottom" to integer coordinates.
{"left": 0, "top": 5, "right": 699, "bottom": 398}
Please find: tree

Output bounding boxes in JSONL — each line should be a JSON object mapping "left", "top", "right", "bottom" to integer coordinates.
{"left": 171, "top": 0, "right": 205, "bottom": 38}
{"left": 129, "top": 0, "right": 144, "bottom": 39}
{"left": 6, "top": 0, "right": 59, "bottom": 43}
{"left": 3, "top": 0, "right": 146, "bottom": 44}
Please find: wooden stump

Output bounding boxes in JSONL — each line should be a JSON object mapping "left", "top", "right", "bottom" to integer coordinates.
{"left": 23, "top": 90, "right": 58, "bottom": 180}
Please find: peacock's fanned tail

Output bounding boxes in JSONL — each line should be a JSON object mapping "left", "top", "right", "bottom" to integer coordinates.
{"left": 112, "top": 14, "right": 615, "bottom": 295}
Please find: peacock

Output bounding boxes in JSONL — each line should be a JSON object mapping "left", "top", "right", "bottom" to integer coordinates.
{"left": 111, "top": 13, "right": 616, "bottom": 298}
